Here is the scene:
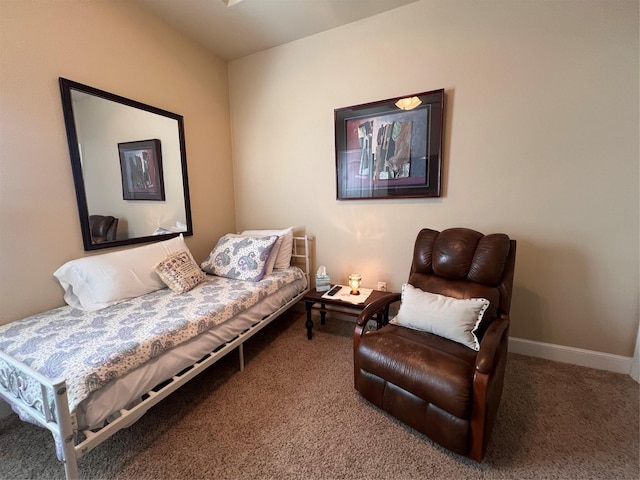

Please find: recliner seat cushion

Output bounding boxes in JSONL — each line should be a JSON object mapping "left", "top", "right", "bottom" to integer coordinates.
{"left": 356, "top": 324, "right": 477, "bottom": 419}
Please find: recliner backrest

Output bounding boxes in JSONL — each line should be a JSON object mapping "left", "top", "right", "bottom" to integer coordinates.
{"left": 408, "top": 228, "right": 516, "bottom": 330}
{"left": 89, "top": 215, "right": 118, "bottom": 243}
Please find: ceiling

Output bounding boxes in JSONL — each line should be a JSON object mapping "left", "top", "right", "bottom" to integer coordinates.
{"left": 134, "top": 0, "right": 419, "bottom": 61}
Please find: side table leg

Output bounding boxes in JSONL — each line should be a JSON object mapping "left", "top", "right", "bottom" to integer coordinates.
{"left": 320, "top": 303, "right": 326, "bottom": 325}
{"left": 375, "top": 306, "right": 391, "bottom": 329}
{"left": 305, "top": 302, "right": 313, "bottom": 340}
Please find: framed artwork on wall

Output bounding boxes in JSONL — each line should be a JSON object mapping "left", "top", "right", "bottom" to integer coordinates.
{"left": 334, "top": 89, "right": 444, "bottom": 200}
{"left": 118, "top": 139, "right": 166, "bottom": 201}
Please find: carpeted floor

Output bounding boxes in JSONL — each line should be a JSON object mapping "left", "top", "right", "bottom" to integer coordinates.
{"left": 0, "top": 310, "right": 638, "bottom": 479}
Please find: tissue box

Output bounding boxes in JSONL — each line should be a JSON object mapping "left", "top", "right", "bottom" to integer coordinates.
{"left": 315, "top": 274, "right": 331, "bottom": 292}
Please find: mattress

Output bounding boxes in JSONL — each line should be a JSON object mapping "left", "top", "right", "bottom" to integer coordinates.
{"left": 77, "top": 275, "right": 306, "bottom": 429}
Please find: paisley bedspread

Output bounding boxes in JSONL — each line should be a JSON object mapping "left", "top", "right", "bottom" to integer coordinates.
{"left": 0, "top": 267, "right": 305, "bottom": 414}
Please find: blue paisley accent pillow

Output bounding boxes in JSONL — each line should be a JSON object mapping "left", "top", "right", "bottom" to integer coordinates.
{"left": 200, "top": 234, "right": 278, "bottom": 281}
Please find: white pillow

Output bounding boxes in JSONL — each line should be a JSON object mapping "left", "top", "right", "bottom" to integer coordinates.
{"left": 390, "top": 283, "right": 490, "bottom": 350}
{"left": 240, "top": 227, "right": 293, "bottom": 270}
{"left": 54, "top": 234, "right": 194, "bottom": 311}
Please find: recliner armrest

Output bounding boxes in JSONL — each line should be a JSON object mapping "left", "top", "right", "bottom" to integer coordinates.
{"left": 475, "top": 314, "right": 509, "bottom": 375}
{"left": 353, "top": 292, "right": 401, "bottom": 349}
{"left": 355, "top": 292, "right": 401, "bottom": 327}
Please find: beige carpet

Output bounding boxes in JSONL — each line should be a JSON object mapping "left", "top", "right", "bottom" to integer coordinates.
{"left": 0, "top": 310, "right": 638, "bottom": 479}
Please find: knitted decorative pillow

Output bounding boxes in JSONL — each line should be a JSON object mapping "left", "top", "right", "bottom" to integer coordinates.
{"left": 155, "top": 250, "right": 206, "bottom": 294}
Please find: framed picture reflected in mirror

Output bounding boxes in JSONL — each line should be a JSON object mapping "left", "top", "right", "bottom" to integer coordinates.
{"left": 118, "top": 139, "right": 166, "bottom": 201}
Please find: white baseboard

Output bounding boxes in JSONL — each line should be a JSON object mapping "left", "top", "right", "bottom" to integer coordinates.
{"left": 304, "top": 306, "right": 637, "bottom": 378}
{"left": 509, "top": 337, "right": 635, "bottom": 376}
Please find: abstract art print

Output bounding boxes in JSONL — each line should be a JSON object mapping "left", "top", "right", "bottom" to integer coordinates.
{"left": 118, "top": 139, "right": 165, "bottom": 201}
{"left": 335, "top": 89, "right": 444, "bottom": 200}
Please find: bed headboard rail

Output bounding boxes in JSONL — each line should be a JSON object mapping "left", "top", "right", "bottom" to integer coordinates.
{"left": 291, "top": 236, "right": 311, "bottom": 285}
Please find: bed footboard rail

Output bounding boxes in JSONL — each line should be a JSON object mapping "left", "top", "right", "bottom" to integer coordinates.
{"left": 0, "top": 350, "right": 79, "bottom": 479}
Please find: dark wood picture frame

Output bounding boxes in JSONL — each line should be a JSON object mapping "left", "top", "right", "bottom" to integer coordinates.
{"left": 334, "top": 89, "right": 444, "bottom": 200}
{"left": 118, "top": 139, "right": 166, "bottom": 201}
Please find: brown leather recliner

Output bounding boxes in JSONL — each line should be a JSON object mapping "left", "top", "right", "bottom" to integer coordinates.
{"left": 89, "top": 215, "right": 118, "bottom": 243}
{"left": 354, "top": 227, "right": 516, "bottom": 461}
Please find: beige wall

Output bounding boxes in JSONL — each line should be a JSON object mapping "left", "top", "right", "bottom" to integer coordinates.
{"left": 229, "top": 0, "right": 639, "bottom": 356}
{"left": 1, "top": 0, "right": 637, "bottom": 359}
{"left": 0, "top": 1, "right": 235, "bottom": 324}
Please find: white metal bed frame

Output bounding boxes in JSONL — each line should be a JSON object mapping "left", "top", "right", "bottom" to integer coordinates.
{"left": 0, "top": 236, "right": 311, "bottom": 480}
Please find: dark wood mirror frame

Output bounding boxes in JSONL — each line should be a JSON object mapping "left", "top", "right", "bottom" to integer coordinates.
{"left": 59, "top": 78, "right": 193, "bottom": 251}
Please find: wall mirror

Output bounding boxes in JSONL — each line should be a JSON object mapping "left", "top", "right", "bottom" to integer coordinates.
{"left": 59, "top": 78, "right": 192, "bottom": 251}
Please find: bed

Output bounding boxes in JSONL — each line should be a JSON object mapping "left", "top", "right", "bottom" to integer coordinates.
{"left": 0, "top": 231, "right": 310, "bottom": 479}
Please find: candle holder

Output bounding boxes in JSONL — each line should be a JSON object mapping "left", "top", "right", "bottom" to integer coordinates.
{"left": 348, "top": 274, "right": 362, "bottom": 295}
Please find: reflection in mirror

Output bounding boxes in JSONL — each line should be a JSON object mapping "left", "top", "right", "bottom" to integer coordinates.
{"left": 59, "top": 78, "right": 192, "bottom": 250}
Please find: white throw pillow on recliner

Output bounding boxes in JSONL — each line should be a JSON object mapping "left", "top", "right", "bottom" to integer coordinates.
{"left": 54, "top": 234, "right": 194, "bottom": 311}
{"left": 390, "top": 283, "right": 490, "bottom": 350}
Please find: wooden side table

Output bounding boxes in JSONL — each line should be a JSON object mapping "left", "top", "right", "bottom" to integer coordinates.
{"left": 303, "top": 286, "right": 394, "bottom": 339}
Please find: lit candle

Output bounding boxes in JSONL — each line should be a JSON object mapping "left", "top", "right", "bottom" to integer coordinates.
{"left": 348, "top": 274, "right": 362, "bottom": 295}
